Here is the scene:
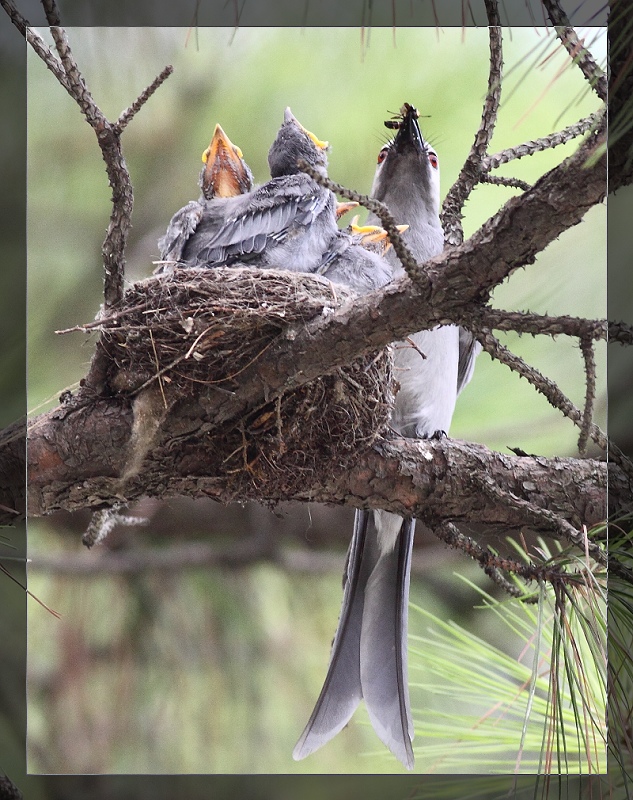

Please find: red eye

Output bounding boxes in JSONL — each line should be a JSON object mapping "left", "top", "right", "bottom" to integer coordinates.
{"left": 428, "top": 152, "right": 439, "bottom": 169}
{"left": 377, "top": 148, "right": 388, "bottom": 164}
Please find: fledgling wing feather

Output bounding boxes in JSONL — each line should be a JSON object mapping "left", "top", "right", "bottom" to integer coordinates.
{"left": 316, "top": 230, "right": 394, "bottom": 293}
{"left": 315, "top": 232, "right": 348, "bottom": 273}
{"left": 157, "top": 200, "right": 204, "bottom": 264}
{"left": 195, "top": 175, "right": 331, "bottom": 267}
{"left": 320, "top": 244, "right": 393, "bottom": 292}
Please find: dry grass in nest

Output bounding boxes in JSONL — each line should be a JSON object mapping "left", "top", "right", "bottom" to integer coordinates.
{"left": 100, "top": 267, "right": 394, "bottom": 491}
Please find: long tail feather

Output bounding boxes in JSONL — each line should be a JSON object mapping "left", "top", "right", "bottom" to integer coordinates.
{"left": 360, "top": 514, "right": 415, "bottom": 769}
{"left": 292, "top": 510, "right": 371, "bottom": 760}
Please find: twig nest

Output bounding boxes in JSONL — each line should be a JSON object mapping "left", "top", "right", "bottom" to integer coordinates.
{"left": 100, "top": 267, "right": 395, "bottom": 492}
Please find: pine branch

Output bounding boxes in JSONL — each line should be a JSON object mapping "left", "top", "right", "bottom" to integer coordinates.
{"left": 472, "top": 327, "right": 608, "bottom": 452}
{"left": 468, "top": 308, "right": 607, "bottom": 340}
{"left": 26, "top": 403, "right": 615, "bottom": 547}
{"left": 480, "top": 174, "right": 532, "bottom": 191}
{"left": 481, "top": 110, "right": 604, "bottom": 172}
{"left": 441, "top": 6, "right": 503, "bottom": 245}
{"left": 578, "top": 336, "right": 596, "bottom": 456}
{"left": 541, "top": 0, "right": 608, "bottom": 101}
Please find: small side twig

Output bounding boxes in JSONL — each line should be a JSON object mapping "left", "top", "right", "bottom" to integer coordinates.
{"left": 478, "top": 325, "right": 633, "bottom": 484}
{"left": 296, "top": 159, "right": 422, "bottom": 282}
{"left": 481, "top": 109, "right": 604, "bottom": 172}
{"left": 441, "top": 5, "right": 503, "bottom": 245}
{"left": 578, "top": 335, "right": 596, "bottom": 455}
{"left": 473, "top": 327, "right": 608, "bottom": 452}
{"left": 113, "top": 64, "right": 174, "bottom": 135}
{"left": 467, "top": 308, "right": 607, "bottom": 340}
{"left": 434, "top": 520, "right": 591, "bottom": 599}
{"left": 480, "top": 174, "right": 532, "bottom": 191}
{"left": 541, "top": 0, "right": 608, "bottom": 101}
{"left": 435, "top": 522, "right": 535, "bottom": 599}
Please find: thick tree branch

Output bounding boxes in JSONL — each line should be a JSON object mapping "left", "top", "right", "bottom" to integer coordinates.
{"left": 8, "top": 17, "right": 620, "bottom": 579}
{"left": 19, "top": 114, "right": 608, "bottom": 530}
{"left": 27, "top": 400, "right": 615, "bottom": 535}
{"left": 11, "top": 108, "right": 612, "bottom": 539}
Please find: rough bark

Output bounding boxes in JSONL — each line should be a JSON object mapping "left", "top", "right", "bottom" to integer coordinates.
{"left": 27, "top": 391, "right": 615, "bottom": 535}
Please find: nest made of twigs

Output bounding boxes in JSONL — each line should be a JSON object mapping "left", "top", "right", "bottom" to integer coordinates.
{"left": 99, "top": 267, "right": 394, "bottom": 492}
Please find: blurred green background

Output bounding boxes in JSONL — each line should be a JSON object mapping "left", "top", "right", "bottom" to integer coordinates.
{"left": 26, "top": 26, "right": 606, "bottom": 775}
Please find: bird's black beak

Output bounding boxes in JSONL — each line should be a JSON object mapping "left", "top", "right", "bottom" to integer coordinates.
{"left": 390, "top": 103, "right": 424, "bottom": 153}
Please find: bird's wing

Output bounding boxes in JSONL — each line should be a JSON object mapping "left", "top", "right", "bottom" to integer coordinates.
{"left": 321, "top": 246, "right": 393, "bottom": 293}
{"left": 315, "top": 233, "right": 348, "bottom": 274}
{"left": 195, "top": 177, "right": 330, "bottom": 266}
{"left": 456, "top": 326, "right": 482, "bottom": 395}
{"left": 157, "top": 200, "right": 204, "bottom": 264}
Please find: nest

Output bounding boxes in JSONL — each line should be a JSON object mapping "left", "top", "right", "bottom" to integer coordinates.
{"left": 100, "top": 267, "right": 395, "bottom": 493}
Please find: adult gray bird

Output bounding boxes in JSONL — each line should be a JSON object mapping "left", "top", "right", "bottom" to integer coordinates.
{"left": 293, "top": 103, "right": 480, "bottom": 770}
{"left": 156, "top": 123, "right": 254, "bottom": 271}
{"left": 191, "top": 107, "right": 340, "bottom": 272}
